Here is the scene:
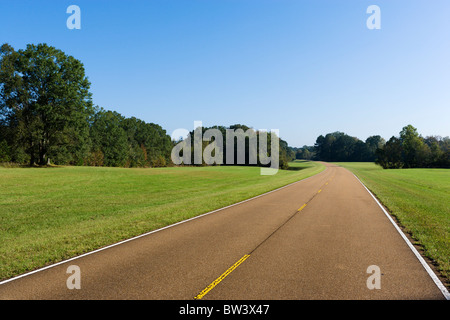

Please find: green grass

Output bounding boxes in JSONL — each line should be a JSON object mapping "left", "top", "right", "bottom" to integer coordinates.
{"left": 0, "top": 160, "right": 324, "bottom": 281}
{"left": 334, "top": 162, "right": 450, "bottom": 285}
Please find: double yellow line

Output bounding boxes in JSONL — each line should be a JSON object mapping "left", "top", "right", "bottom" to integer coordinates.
{"left": 194, "top": 254, "right": 250, "bottom": 300}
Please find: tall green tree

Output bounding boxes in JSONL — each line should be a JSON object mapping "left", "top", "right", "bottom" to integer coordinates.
{"left": 0, "top": 43, "right": 93, "bottom": 165}
{"left": 365, "top": 135, "right": 385, "bottom": 161}
{"left": 90, "top": 109, "right": 128, "bottom": 167}
{"left": 399, "top": 124, "right": 426, "bottom": 168}
{"left": 376, "top": 136, "right": 404, "bottom": 169}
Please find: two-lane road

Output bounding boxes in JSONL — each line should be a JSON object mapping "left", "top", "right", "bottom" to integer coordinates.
{"left": 0, "top": 163, "right": 447, "bottom": 299}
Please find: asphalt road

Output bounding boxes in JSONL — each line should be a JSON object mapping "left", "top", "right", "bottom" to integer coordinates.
{"left": 0, "top": 163, "right": 446, "bottom": 300}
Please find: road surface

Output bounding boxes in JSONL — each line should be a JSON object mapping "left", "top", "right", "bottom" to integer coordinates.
{"left": 0, "top": 163, "right": 447, "bottom": 300}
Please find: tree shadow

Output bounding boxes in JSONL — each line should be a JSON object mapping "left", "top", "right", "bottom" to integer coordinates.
{"left": 286, "top": 166, "right": 307, "bottom": 171}
{"left": 0, "top": 162, "right": 63, "bottom": 169}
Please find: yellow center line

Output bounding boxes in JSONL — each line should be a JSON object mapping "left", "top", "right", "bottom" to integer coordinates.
{"left": 194, "top": 254, "right": 250, "bottom": 300}
{"left": 194, "top": 173, "right": 335, "bottom": 299}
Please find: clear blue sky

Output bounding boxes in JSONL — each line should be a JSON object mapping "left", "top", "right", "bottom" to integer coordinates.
{"left": 1, "top": 0, "right": 449, "bottom": 147}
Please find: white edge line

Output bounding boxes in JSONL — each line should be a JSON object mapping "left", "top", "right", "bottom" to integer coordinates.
{"left": 0, "top": 163, "right": 327, "bottom": 286}
{"left": 349, "top": 171, "right": 450, "bottom": 300}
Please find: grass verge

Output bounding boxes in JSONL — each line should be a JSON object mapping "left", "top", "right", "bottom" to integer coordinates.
{"left": 334, "top": 162, "right": 449, "bottom": 286}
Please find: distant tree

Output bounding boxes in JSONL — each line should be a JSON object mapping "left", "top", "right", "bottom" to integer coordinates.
{"left": 375, "top": 125, "right": 448, "bottom": 169}
{"left": 424, "top": 136, "right": 443, "bottom": 165}
{"left": 90, "top": 109, "right": 128, "bottom": 167}
{"left": 131, "top": 119, "right": 173, "bottom": 167}
{"left": 181, "top": 124, "right": 294, "bottom": 169}
{"left": 376, "top": 136, "right": 403, "bottom": 168}
{"left": 352, "top": 140, "right": 368, "bottom": 162}
{"left": 439, "top": 137, "right": 450, "bottom": 167}
{"left": 121, "top": 116, "right": 147, "bottom": 167}
{"left": 0, "top": 139, "right": 10, "bottom": 162}
{"left": 314, "top": 133, "right": 340, "bottom": 161}
{"left": 423, "top": 136, "right": 450, "bottom": 168}
{"left": 296, "top": 145, "right": 313, "bottom": 160}
{"left": 365, "top": 135, "right": 385, "bottom": 161}
{"left": 313, "top": 131, "right": 387, "bottom": 163}
{"left": 399, "top": 125, "right": 426, "bottom": 168}
{"left": 313, "top": 135, "right": 324, "bottom": 160}
{"left": 88, "top": 109, "right": 173, "bottom": 168}
{"left": 333, "top": 134, "right": 358, "bottom": 161}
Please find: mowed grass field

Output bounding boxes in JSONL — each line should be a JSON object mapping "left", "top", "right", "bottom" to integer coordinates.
{"left": 335, "top": 162, "right": 450, "bottom": 285}
{"left": 0, "top": 161, "right": 324, "bottom": 281}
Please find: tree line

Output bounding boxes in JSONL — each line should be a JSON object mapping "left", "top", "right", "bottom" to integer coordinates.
{"left": 0, "top": 43, "right": 295, "bottom": 169}
{"left": 177, "top": 124, "right": 295, "bottom": 169}
{"left": 0, "top": 43, "right": 175, "bottom": 167}
{"left": 313, "top": 132, "right": 385, "bottom": 162}
{"left": 2, "top": 43, "right": 447, "bottom": 170}
{"left": 375, "top": 125, "right": 449, "bottom": 169}
{"left": 295, "top": 125, "right": 449, "bottom": 169}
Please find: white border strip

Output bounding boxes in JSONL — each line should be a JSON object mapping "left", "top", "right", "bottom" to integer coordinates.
{"left": 0, "top": 164, "right": 327, "bottom": 286}
{"left": 350, "top": 171, "right": 450, "bottom": 300}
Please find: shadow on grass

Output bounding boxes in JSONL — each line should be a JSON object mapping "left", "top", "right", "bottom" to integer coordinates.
{"left": 287, "top": 160, "right": 312, "bottom": 171}
{"left": 286, "top": 166, "right": 308, "bottom": 171}
{"left": 0, "top": 162, "right": 63, "bottom": 169}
